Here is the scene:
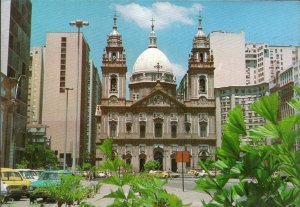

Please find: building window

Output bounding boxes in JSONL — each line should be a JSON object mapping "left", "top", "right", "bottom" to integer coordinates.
{"left": 110, "top": 122, "right": 117, "bottom": 138}
{"left": 171, "top": 124, "right": 177, "bottom": 138}
{"left": 126, "top": 123, "right": 132, "bottom": 133}
{"left": 185, "top": 123, "right": 191, "bottom": 134}
{"left": 199, "top": 76, "right": 206, "bottom": 94}
{"left": 200, "top": 123, "right": 207, "bottom": 137}
{"left": 140, "top": 124, "right": 146, "bottom": 138}
{"left": 155, "top": 123, "right": 162, "bottom": 137}
{"left": 139, "top": 145, "right": 146, "bottom": 154}
{"left": 110, "top": 74, "right": 118, "bottom": 92}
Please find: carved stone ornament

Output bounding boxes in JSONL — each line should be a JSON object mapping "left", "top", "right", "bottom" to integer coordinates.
{"left": 109, "top": 95, "right": 118, "bottom": 103}
{"left": 198, "top": 96, "right": 207, "bottom": 105}
{"left": 152, "top": 95, "right": 164, "bottom": 105}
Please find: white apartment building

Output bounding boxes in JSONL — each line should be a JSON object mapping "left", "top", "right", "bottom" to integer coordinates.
{"left": 209, "top": 31, "right": 246, "bottom": 88}
{"left": 215, "top": 83, "right": 269, "bottom": 147}
{"left": 246, "top": 44, "right": 299, "bottom": 85}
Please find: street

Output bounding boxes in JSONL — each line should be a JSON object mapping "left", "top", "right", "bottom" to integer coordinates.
{"left": 1, "top": 177, "right": 244, "bottom": 207}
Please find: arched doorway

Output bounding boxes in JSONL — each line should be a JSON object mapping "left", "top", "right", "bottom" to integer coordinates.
{"left": 139, "top": 153, "right": 147, "bottom": 172}
{"left": 125, "top": 153, "right": 132, "bottom": 165}
{"left": 153, "top": 147, "right": 164, "bottom": 170}
{"left": 170, "top": 153, "right": 177, "bottom": 172}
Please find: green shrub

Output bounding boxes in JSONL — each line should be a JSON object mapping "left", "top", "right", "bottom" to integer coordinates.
{"left": 144, "top": 160, "right": 160, "bottom": 171}
{"left": 196, "top": 91, "right": 300, "bottom": 206}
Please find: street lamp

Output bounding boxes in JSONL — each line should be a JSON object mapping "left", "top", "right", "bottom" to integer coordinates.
{"left": 63, "top": 88, "right": 73, "bottom": 170}
{"left": 69, "top": 19, "right": 89, "bottom": 173}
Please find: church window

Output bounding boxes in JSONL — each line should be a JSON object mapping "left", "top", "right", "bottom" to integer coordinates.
{"left": 109, "top": 122, "right": 117, "bottom": 138}
{"left": 112, "top": 52, "right": 117, "bottom": 63}
{"left": 110, "top": 75, "right": 117, "bottom": 92}
{"left": 200, "top": 53, "right": 204, "bottom": 62}
{"left": 185, "top": 123, "right": 191, "bottom": 134}
{"left": 171, "top": 124, "right": 177, "bottom": 138}
{"left": 155, "top": 122, "right": 163, "bottom": 137}
{"left": 126, "top": 123, "right": 132, "bottom": 133}
{"left": 140, "top": 123, "right": 146, "bottom": 138}
{"left": 199, "top": 76, "right": 206, "bottom": 94}
{"left": 200, "top": 123, "right": 207, "bottom": 137}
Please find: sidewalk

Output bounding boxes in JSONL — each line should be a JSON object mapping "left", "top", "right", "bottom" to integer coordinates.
{"left": 85, "top": 183, "right": 211, "bottom": 207}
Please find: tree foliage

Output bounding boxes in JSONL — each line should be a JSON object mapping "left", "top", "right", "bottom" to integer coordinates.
{"left": 144, "top": 160, "right": 160, "bottom": 171}
{"left": 21, "top": 144, "right": 58, "bottom": 169}
{"left": 196, "top": 91, "right": 300, "bottom": 206}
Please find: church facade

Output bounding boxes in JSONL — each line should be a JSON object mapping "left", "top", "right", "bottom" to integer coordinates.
{"left": 96, "top": 15, "right": 216, "bottom": 172}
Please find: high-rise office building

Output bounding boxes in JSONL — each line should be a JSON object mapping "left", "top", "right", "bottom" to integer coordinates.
{"left": 86, "top": 60, "right": 101, "bottom": 162}
{"left": 42, "top": 32, "right": 92, "bottom": 166}
{"left": 209, "top": 31, "right": 246, "bottom": 88}
{"left": 1, "top": 0, "right": 32, "bottom": 167}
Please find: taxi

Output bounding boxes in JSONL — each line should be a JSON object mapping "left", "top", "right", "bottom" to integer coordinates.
{"left": 1, "top": 168, "right": 30, "bottom": 200}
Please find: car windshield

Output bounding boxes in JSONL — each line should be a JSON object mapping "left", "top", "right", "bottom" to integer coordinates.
{"left": 40, "top": 172, "right": 62, "bottom": 180}
{"left": 20, "top": 171, "right": 37, "bottom": 179}
{"left": 2, "top": 172, "right": 23, "bottom": 181}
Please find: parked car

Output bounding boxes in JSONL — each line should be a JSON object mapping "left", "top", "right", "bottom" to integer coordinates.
{"left": 1, "top": 179, "right": 10, "bottom": 203}
{"left": 28, "top": 170, "right": 72, "bottom": 203}
{"left": 187, "top": 169, "right": 207, "bottom": 177}
{"left": 95, "top": 171, "right": 107, "bottom": 178}
{"left": 150, "top": 170, "right": 170, "bottom": 178}
{"left": 17, "top": 169, "right": 39, "bottom": 182}
{"left": 1, "top": 168, "right": 30, "bottom": 201}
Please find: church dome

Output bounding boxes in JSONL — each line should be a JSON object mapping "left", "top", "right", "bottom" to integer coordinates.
{"left": 132, "top": 47, "right": 173, "bottom": 74}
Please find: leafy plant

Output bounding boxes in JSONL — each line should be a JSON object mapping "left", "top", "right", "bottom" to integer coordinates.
{"left": 196, "top": 92, "right": 300, "bottom": 206}
{"left": 97, "top": 138, "right": 188, "bottom": 207}
{"left": 16, "top": 160, "right": 29, "bottom": 169}
{"left": 22, "top": 144, "right": 58, "bottom": 169}
{"left": 144, "top": 160, "right": 160, "bottom": 171}
{"left": 35, "top": 174, "right": 91, "bottom": 207}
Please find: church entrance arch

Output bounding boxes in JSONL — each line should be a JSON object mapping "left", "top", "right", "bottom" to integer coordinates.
{"left": 125, "top": 153, "right": 132, "bottom": 165}
{"left": 170, "top": 153, "right": 177, "bottom": 172}
{"left": 139, "top": 153, "right": 147, "bottom": 172}
{"left": 153, "top": 147, "right": 164, "bottom": 170}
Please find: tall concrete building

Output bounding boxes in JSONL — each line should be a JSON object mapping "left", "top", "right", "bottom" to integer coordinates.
{"left": 97, "top": 15, "right": 216, "bottom": 172}
{"left": 245, "top": 44, "right": 300, "bottom": 85}
{"left": 1, "top": 0, "right": 32, "bottom": 167}
{"left": 42, "top": 32, "right": 92, "bottom": 166}
{"left": 86, "top": 60, "right": 101, "bottom": 162}
{"left": 27, "top": 46, "right": 45, "bottom": 125}
{"left": 209, "top": 31, "right": 246, "bottom": 88}
{"left": 215, "top": 83, "right": 269, "bottom": 147}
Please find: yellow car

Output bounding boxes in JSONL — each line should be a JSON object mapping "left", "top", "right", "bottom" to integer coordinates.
{"left": 153, "top": 170, "right": 170, "bottom": 179}
{"left": 1, "top": 168, "right": 30, "bottom": 200}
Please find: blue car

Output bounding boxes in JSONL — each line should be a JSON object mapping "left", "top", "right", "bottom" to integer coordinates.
{"left": 28, "top": 170, "right": 72, "bottom": 203}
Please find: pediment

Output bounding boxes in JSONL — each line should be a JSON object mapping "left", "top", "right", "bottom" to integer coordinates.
{"left": 131, "top": 89, "right": 185, "bottom": 108}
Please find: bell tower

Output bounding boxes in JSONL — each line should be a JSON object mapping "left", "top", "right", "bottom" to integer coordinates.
{"left": 101, "top": 14, "right": 127, "bottom": 103}
{"left": 187, "top": 15, "right": 214, "bottom": 100}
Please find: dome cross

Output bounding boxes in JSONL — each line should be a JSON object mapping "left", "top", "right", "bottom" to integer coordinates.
{"left": 154, "top": 62, "right": 163, "bottom": 81}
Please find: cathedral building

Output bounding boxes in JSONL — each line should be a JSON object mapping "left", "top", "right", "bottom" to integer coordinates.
{"left": 96, "top": 15, "right": 216, "bottom": 172}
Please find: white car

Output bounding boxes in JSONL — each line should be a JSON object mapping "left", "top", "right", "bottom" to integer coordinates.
{"left": 1, "top": 180, "right": 9, "bottom": 202}
{"left": 17, "top": 169, "right": 39, "bottom": 182}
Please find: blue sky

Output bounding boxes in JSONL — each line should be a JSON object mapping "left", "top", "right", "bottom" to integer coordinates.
{"left": 31, "top": 0, "right": 300, "bottom": 82}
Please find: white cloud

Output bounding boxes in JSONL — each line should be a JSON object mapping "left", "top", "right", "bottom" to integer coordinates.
{"left": 114, "top": 2, "right": 202, "bottom": 30}
{"left": 172, "top": 63, "right": 186, "bottom": 79}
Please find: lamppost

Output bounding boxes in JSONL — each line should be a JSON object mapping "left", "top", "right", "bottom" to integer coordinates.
{"left": 69, "top": 20, "right": 89, "bottom": 173}
{"left": 63, "top": 88, "right": 73, "bottom": 170}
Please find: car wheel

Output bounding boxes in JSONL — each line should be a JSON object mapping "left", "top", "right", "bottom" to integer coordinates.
{"left": 30, "top": 197, "right": 36, "bottom": 203}
{"left": 13, "top": 196, "right": 21, "bottom": 201}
